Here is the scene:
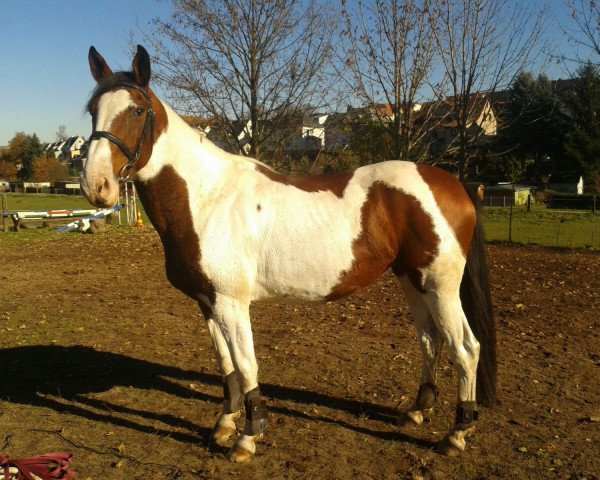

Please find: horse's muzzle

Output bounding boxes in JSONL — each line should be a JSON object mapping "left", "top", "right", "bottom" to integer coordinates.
{"left": 80, "top": 173, "right": 119, "bottom": 208}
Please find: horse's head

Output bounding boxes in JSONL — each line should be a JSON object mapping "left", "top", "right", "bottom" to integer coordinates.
{"left": 82, "top": 45, "right": 165, "bottom": 207}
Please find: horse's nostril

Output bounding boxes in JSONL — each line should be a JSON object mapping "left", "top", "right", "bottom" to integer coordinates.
{"left": 96, "top": 177, "right": 110, "bottom": 196}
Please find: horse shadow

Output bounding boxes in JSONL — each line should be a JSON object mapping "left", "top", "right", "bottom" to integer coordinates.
{"left": 0, "top": 345, "right": 434, "bottom": 449}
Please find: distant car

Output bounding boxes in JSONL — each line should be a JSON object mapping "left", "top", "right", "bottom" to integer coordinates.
{"left": 0, "top": 180, "right": 9, "bottom": 192}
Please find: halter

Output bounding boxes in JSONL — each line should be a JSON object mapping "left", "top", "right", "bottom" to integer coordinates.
{"left": 88, "top": 83, "right": 155, "bottom": 181}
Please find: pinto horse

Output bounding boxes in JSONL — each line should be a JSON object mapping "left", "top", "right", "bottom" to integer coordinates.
{"left": 81, "top": 45, "right": 497, "bottom": 462}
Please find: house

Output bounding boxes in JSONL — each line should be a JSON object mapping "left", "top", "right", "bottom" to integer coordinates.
{"left": 420, "top": 93, "right": 498, "bottom": 156}
{"left": 548, "top": 171, "right": 584, "bottom": 194}
{"left": 485, "top": 183, "right": 535, "bottom": 206}
{"left": 61, "top": 136, "right": 86, "bottom": 159}
{"left": 346, "top": 103, "right": 395, "bottom": 121}
{"left": 205, "top": 112, "right": 335, "bottom": 155}
{"left": 44, "top": 136, "right": 87, "bottom": 160}
{"left": 323, "top": 113, "right": 351, "bottom": 151}
{"left": 45, "top": 141, "right": 66, "bottom": 158}
{"left": 279, "top": 113, "right": 330, "bottom": 152}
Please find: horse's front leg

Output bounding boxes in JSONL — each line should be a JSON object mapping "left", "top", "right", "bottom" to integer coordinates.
{"left": 211, "top": 295, "right": 268, "bottom": 462}
{"left": 201, "top": 305, "right": 244, "bottom": 446}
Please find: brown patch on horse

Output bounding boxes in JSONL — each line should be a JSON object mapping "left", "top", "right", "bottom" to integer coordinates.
{"left": 255, "top": 164, "right": 352, "bottom": 198}
{"left": 110, "top": 87, "right": 168, "bottom": 177}
{"left": 135, "top": 166, "right": 215, "bottom": 305}
{"left": 326, "top": 182, "right": 439, "bottom": 299}
{"left": 416, "top": 164, "right": 476, "bottom": 256}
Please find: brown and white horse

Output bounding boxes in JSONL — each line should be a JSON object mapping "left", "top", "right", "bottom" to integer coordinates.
{"left": 82, "top": 45, "right": 497, "bottom": 462}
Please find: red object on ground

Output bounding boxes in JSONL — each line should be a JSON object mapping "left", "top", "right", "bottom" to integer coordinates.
{"left": 0, "top": 454, "right": 75, "bottom": 480}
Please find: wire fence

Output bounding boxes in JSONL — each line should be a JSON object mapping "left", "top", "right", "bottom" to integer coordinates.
{"left": 482, "top": 200, "right": 600, "bottom": 249}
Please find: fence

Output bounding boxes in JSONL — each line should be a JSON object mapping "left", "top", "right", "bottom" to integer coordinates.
{"left": 482, "top": 202, "right": 600, "bottom": 249}
{"left": 1, "top": 181, "right": 143, "bottom": 231}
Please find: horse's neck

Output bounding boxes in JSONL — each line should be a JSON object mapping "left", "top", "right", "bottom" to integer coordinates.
{"left": 147, "top": 104, "right": 225, "bottom": 184}
{"left": 135, "top": 103, "right": 236, "bottom": 236}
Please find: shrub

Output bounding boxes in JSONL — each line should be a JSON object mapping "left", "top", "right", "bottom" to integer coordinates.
{"left": 546, "top": 191, "right": 598, "bottom": 210}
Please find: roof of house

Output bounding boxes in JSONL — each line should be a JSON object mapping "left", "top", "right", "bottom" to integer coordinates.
{"left": 487, "top": 183, "right": 534, "bottom": 192}
{"left": 413, "top": 93, "right": 494, "bottom": 128}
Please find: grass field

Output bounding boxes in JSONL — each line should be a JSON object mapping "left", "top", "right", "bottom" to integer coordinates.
{"left": 482, "top": 205, "right": 600, "bottom": 249}
{"left": 1, "top": 193, "right": 91, "bottom": 212}
{"left": 2, "top": 193, "right": 599, "bottom": 249}
{"left": 1, "top": 193, "right": 148, "bottom": 237}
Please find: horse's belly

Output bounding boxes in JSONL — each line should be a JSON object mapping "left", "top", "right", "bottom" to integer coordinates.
{"left": 254, "top": 249, "right": 353, "bottom": 302}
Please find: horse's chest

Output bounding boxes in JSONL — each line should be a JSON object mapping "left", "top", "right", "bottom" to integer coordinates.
{"left": 160, "top": 231, "right": 215, "bottom": 304}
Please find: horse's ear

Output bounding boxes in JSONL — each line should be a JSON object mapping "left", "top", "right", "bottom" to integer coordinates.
{"left": 88, "top": 46, "right": 113, "bottom": 82}
{"left": 132, "top": 45, "right": 151, "bottom": 88}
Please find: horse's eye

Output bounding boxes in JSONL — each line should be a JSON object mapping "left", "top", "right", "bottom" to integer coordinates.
{"left": 135, "top": 108, "right": 145, "bottom": 117}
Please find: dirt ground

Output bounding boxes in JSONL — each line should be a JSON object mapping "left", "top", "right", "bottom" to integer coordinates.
{"left": 0, "top": 228, "right": 598, "bottom": 480}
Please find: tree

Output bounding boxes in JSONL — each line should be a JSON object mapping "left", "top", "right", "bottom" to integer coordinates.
{"left": 0, "top": 161, "right": 18, "bottom": 181}
{"left": 563, "top": 62, "right": 600, "bottom": 191}
{"left": 31, "top": 155, "right": 69, "bottom": 182}
{"left": 1, "top": 132, "right": 44, "bottom": 180}
{"left": 496, "top": 72, "right": 568, "bottom": 178}
{"left": 430, "top": 0, "right": 548, "bottom": 180}
{"left": 341, "top": 0, "right": 439, "bottom": 161}
{"left": 144, "top": 0, "right": 336, "bottom": 161}
{"left": 56, "top": 125, "right": 68, "bottom": 142}
{"left": 564, "top": 0, "right": 600, "bottom": 63}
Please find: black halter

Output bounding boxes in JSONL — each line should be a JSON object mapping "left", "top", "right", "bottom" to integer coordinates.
{"left": 88, "top": 83, "right": 155, "bottom": 181}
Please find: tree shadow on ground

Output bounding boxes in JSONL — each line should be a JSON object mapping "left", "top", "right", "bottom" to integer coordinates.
{"left": 0, "top": 345, "right": 435, "bottom": 449}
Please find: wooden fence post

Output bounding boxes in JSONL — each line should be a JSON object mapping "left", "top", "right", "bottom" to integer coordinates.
{"left": 1, "top": 193, "right": 7, "bottom": 232}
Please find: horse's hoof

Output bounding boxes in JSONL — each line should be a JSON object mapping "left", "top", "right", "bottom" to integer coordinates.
{"left": 398, "top": 410, "right": 424, "bottom": 426}
{"left": 210, "top": 425, "right": 237, "bottom": 446}
{"left": 228, "top": 444, "right": 254, "bottom": 462}
{"left": 437, "top": 436, "right": 464, "bottom": 457}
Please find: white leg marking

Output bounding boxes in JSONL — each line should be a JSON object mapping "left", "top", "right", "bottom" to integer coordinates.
{"left": 211, "top": 295, "right": 265, "bottom": 461}
{"left": 424, "top": 291, "right": 479, "bottom": 403}
{"left": 402, "top": 278, "right": 444, "bottom": 386}
{"left": 206, "top": 317, "right": 235, "bottom": 376}
{"left": 212, "top": 296, "right": 258, "bottom": 394}
{"left": 203, "top": 311, "right": 241, "bottom": 444}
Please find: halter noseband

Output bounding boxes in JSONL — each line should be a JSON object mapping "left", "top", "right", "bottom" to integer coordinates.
{"left": 88, "top": 83, "right": 155, "bottom": 181}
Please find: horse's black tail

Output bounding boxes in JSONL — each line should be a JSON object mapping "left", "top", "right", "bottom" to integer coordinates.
{"left": 460, "top": 186, "right": 497, "bottom": 407}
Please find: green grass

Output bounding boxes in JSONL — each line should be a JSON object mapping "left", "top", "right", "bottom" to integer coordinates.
{"left": 482, "top": 205, "right": 600, "bottom": 249}
{"left": 2, "top": 193, "right": 600, "bottom": 250}
{"left": 1, "top": 193, "right": 150, "bottom": 239}
{"left": 1, "top": 193, "right": 92, "bottom": 212}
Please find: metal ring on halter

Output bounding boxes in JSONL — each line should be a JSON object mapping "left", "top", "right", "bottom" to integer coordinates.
{"left": 117, "top": 163, "right": 135, "bottom": 182}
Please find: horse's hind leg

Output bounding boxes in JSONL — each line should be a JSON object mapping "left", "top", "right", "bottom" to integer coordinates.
{"left": 199, "top": 303, "right": 243, "bottom": 446}
{"left": 398, "top": 278, "right": 444, "bottom": 426}
{"left": 423, "top": 288, "right": 480, "bottom": 456}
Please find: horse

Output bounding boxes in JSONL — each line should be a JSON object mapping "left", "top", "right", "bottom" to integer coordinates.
{"left": 81, "top": 45, "right": 497, "bottom": 462}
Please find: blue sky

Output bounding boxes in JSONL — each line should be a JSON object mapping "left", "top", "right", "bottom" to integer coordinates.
{"left": 0, "top": 1, "right": 587, "bottom": 146}
{"left": 0, "top": 0, "right": 173, "bottom": 146}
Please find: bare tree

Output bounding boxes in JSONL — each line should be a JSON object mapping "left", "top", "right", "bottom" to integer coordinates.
{"left": 430, "top": 0, "right": 548, "bottom": 180}
{"left": 142, "top": 0, "right": 336, "bottom": 161}
{"left": 341, "top": 0, "right": 439, "bottom": 162}
{"left": 56, "top": 125, "right": 68, "bottom": 142}
{"left": 564, "top": 0, "right": 600, "bottom": 63}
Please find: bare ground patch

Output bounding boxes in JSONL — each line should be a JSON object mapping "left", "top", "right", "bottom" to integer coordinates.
{"left": 0, "top": 229, "right": 598, "bottom": 479}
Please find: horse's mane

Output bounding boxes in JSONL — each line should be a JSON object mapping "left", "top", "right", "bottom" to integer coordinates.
{"left": 86, "top": 72, "right": 137, "bottom": 113}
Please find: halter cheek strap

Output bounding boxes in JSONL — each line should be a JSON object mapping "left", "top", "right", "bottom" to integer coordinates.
{"left": 88, "top": 83, "right": 156, "bottom": 181}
